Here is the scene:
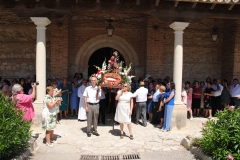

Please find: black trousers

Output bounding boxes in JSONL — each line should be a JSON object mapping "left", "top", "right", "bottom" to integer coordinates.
{"left": 98, "top": 99, "right": 106, "bottom": 123}
{"left": 232, "top": 97, "right": 240, "bottom": 108}
{"left": 109, "top": 92, "right": 116, "bottom": 114}
{"left": 212, "top": 96, "right": 221, "bottom": 116}
{"left": 152, "top": 102, "right": 160, "bottom": 124}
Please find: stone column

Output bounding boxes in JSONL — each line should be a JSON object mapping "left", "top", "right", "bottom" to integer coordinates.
{"left": 31, "top": 17, "right": 51, "bottom": 103}
{"left": 170, "top": 22, "right": 189, "bottom": 104}
{"left": 169, "top": 22, "right": 189, "bottom": 130}
{"left": 31, "top": 17, "right": 51, "bottom": 125}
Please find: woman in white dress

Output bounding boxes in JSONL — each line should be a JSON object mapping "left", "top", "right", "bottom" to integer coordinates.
{"left": 77, "top": 79, "right": 87, "bottom": 121}
{"left": 42, "top": 86, "right": 62, "bottom": 147}
{"left": 114, "top": 83, "right": 134, "bottom": 140}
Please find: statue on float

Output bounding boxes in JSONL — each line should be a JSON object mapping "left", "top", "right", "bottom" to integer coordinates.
{"left": 92, "top": 51, "right": 134, "bottom": 88}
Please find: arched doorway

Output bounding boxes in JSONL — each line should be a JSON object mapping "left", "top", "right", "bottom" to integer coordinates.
{"left": 88, "top": 47, "right": 125, "bottom": 77}
{"left": 73, "top": 34, "right": 141, "bottom": 79}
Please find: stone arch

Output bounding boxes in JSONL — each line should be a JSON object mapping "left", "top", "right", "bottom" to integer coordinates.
{"left": 74, "top": 34, "right": 139, "bottom": 78}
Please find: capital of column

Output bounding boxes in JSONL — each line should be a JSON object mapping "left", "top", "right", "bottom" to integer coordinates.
{"left": 169, "top": 22, "right": 189, "bottom": 31}
{"left": 30, "top": 17, "right": 51, "bottom": 27}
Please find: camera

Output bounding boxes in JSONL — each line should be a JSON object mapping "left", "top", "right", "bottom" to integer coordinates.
{"left": 32, "top": 81, "right": 39, "bottom": 85}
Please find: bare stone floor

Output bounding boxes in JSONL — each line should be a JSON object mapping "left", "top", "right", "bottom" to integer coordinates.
{"left": 30, "top": 114, "right": 207, "bottom": 160}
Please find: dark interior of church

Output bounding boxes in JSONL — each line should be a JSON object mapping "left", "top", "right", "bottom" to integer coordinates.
{"left": 88, "top": 47, "right": 125, "bottom": 77}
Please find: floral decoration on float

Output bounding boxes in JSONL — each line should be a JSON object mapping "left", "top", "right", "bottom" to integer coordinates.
{"left": 92, "top": 51, "right": 135, "bottom": 89}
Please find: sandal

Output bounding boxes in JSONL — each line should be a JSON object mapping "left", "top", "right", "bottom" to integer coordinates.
{"left": 120, "top": 134, "right": 123, "bottom": 139}
{"left": 130, "top": 135, "right": 133, "bottom": 140}
{"left": 46, "top": 142, "right": 54, "bottom": 147}
{"left": 51, "top": 140, "right": 58, "bottom": 144}
{"left": 120, "top": 132, "right": 124, "bottom": 139}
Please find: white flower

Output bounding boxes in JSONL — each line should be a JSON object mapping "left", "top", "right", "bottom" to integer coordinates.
{"left": 127, "top": 75, "right": 135, "bottom": 83}
{"left": 102, "top": 60, "right": 107, "bottom": 71}
{"left": 124, "top": 63, "right": 132, "bottom": 74}
{"left": 107, "top": 63, "right": 111, "bottom": 70}
{"left": 97, "top": 74, "right": 101, "bottom": 79}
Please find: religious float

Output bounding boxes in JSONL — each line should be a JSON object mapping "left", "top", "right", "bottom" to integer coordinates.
{"left": 92, "top": 51, "right": 134, "bottom": 88}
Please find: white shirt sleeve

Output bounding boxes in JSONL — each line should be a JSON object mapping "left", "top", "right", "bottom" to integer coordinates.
{"left": 132, "top": 89, "right": 138, "bottom": 97}
{"left": 83, "top": 87, "right": 88, "bottom": 97}
{"left": 98, "top": 89, "right": 102, "bottom": 97}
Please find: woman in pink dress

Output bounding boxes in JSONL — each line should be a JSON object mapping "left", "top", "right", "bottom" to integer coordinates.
{"left": 11, "top": 83, "right": 36, "bottom": 121}
{"left": 185, "top": 81, "right": 193, "bottom": 120}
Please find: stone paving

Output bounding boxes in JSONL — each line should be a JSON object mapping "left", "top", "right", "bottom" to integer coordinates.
{"left": 29, "top": 114, "right": 208, "bottom": 160}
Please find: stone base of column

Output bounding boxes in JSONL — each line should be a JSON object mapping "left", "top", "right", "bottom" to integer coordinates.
{"left": 171, "top": 104, "right": 187, "bottom": 130}
{"left": 32, "top": 101, "right": 43, "bottom": 127}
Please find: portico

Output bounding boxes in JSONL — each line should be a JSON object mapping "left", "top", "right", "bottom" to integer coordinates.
{"left": 1, "top": 0, "right": 240, "bottom": 128}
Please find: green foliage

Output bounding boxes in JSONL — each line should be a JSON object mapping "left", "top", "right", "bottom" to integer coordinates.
{"left": 190, "top": 138, "right": 201, "bottom": 148}
{"left": 200, "top": 107, "right": 240, "bottom": 160}
{"left": 121, "top": 74, "right": 129, "bottom": 84}
{"left": 0, "top": 91, "right": 32, "bottom": 159}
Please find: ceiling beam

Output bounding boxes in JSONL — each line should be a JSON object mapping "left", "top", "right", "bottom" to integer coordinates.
{"left": 116, "top": 0, "right": 120, "bottom": 4}
{"left": 155, "top": 0, "right": 160, "bottom": 6}
{"left": 136, "top": 0, "right": 140, "bottom": 5}
{"left": 174, "top": 1, "right": 179, "bottom": 7}
{"left": 176, "top": 0, "right": 240, "bottom": 5}
{"left": 228, "top": 4, "right": 235, "bottom": 10}
{"left": 192, "top": 2, "right": 197, "bottom": 8}
{"left": 210, "top": 3, "right": 216, "bottom": 9}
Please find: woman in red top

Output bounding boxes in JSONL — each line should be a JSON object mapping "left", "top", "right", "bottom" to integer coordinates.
{"left": 192, "top": 81, "right": 202, "bottom": 117}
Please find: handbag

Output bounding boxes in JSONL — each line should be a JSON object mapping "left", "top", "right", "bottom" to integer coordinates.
{"left": 204, "top": 103, "right": 210, "bottom": 108}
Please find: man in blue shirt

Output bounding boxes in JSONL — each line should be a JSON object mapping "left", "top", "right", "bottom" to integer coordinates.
{"left": 150, "top": 84, "right": 161, "bottom": 124}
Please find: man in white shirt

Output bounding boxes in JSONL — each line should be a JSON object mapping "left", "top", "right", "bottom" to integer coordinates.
{"left": 230, "top": 78, "right": 240, "bottom": 107}
{"left": 132, "top": 81, "right": 148, "bottom": 127}
{"left": 212, "top": 79, "right": 223, "bottom": 115}
{"left": 83, "top": 77, "right": 102, "bottom": 137}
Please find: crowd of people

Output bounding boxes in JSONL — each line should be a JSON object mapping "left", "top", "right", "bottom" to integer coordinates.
{"left": 181, "top": 77, "right": 240, "bottom": 120}
{"left": 1, "top": 74, "right": 240, "bottom": 147}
